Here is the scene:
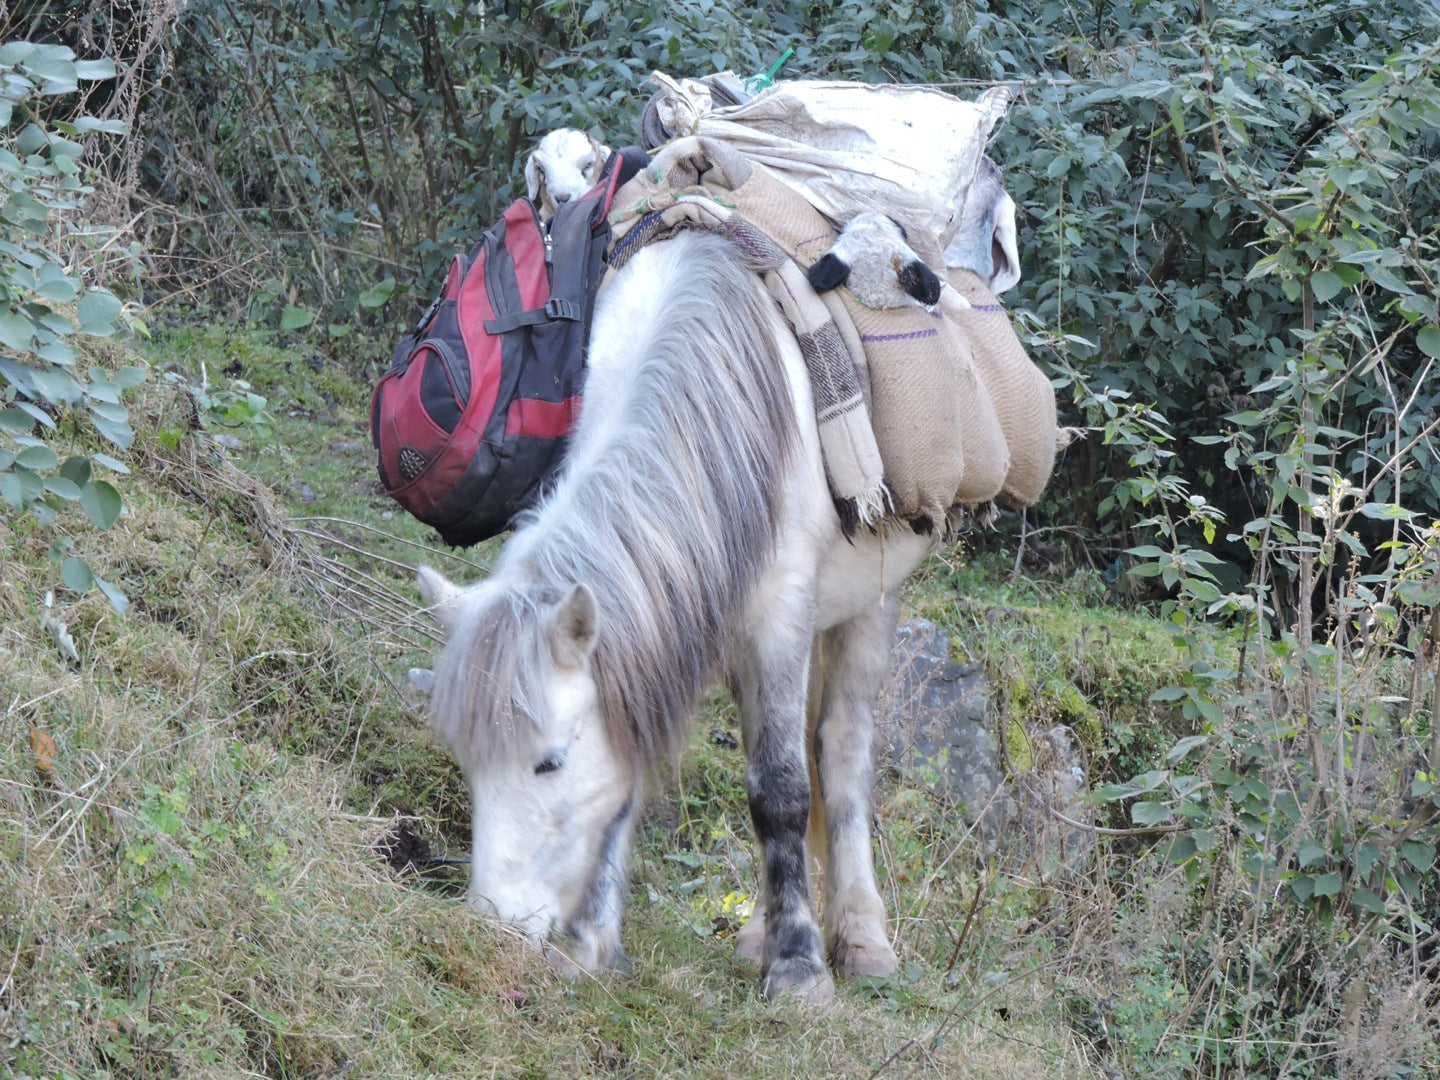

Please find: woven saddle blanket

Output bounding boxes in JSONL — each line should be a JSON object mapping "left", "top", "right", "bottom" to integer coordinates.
{"left": 607, "top": 135, "right": 1014, "bottom": 534}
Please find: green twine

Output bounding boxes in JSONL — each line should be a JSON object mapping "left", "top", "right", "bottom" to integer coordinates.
{"left": 745, "top": 46, "right": 794, "bottom": 94}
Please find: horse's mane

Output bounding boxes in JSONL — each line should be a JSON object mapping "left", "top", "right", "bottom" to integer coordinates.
{"left": 432, "top": 232, "right": 799, "bottom": 771}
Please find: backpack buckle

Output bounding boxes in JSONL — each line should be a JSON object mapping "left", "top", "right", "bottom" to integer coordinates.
{"left": 544, "top": 297, "right": 579, "bottom": 321}
{"left": 414, "top": 295, "right": 443, "bottom": 334}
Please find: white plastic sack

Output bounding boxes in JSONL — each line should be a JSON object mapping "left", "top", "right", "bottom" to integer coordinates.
{"left": 647, "top": 72, "right": 1011, "bottom": 255}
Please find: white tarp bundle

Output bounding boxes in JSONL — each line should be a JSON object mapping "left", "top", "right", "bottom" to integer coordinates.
{"left": 644, "top": 72, "right": 1011, "bottom": 257}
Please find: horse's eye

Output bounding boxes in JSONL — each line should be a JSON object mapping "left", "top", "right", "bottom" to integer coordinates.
{"left": 534, "top": 755, "right": 563, "bottom": 776}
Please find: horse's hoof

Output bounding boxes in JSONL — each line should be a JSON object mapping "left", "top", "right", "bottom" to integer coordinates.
{"left": 545, "top": 942, "right": 586, "bottom": 981}
{"left": 545, "top": 937, "right": 629, "bottom": 979}
{"left": 831, "top": 938, "right": 899, "bottom": 979}
{"left": 762, "top": 957, "right": 835, "bottom": 1005}
{"left": 734, "top": 917, "right": 766, "bottom": 964}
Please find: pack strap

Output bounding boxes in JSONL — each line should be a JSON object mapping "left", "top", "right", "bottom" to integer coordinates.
{"left": 483, "top": 297, "right": 580, "bottom": 335}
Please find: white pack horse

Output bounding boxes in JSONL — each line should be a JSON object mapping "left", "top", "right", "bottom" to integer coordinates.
{"left": 418, "top": 165, "right": 1020, "bottom": 1003}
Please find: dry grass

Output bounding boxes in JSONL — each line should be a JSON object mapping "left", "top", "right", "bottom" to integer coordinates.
{"left": 1, "top": 371, "right": 1084, "bottom": 1078}
{"left": 9, "top": 335, "right": 1435, "bottom": 1078}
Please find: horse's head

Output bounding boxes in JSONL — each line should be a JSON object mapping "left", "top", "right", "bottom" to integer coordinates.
{"left": 945, "top": 154, "right": 1022, "bottom": 295}
{"left": 418, "top": 566, "right": 634, "bottom": 963}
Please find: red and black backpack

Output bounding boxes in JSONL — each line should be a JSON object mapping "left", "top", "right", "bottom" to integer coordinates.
{"left": 370, "top": 149, "right": 643, "bottom": 547}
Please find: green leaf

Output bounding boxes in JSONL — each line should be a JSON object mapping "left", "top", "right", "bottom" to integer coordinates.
{"left": 74, "top": 59, "right": 118, "bottom": 80}
{"left": 1165, "top": 734, "right": 1209, "bottom": 761}
{"left": 44, "top": 476, "right": 81, "bottom": 500}
{"left": 89, "top": 453, "right": 130, "bottom": 474}
{"left": 70, "top": 116, "right": 127, "bottom": 135}
{"left": 95, "top": 574, "right": 128, "bottom": 614}
{"left": 1357, "top": 502, "right": 1416, "bottom": 521}
{"left": 0, "top": 312, "right": 35, "bottom": 351}
{"left": 0, "top": 470, "right": 24, "bottom": 507}
{"left": 280, "top": 305, "right": 315, "bottom": 331}
{"left": 76, "top": 290, "right": 123, "bottom": 334}
{"left": 1161, "top": 833, "right": 1196, "bottom": 863}
{"left": 61, "top": 555, "right": 94, "bottom": 592}
{"left": 1130, "top": 801, "right": 1172, "bottom": 826}
{"left": 14, "top": 402, "right": 55, "bottom": 429}
{"left": 0, "top": 42, "right": 37, "bottom": 66}
{"left": 26, "top": 52, "right": 78, "bottom": 93}
{"left": 111, "top": 365, "right": 148, "bottom": 389}
{"left": 1309, "top": 271, "right": 1344, "bottom": 303}
{"left": 358, "top": 277, "right": 396, "bottom": 309}
{"left": 15, "top": 444, "right": 58, "bottom": 470}
{"left": 59, "top": 455, "right": 92, "bottom": 486}
{"left": 1297, "top": 839, "right": 1328, "bottom": 869}
{"left": 87, "top": 406, "right": 134, "bottom": 449}
{"left": 1351, "top": 887, "right": 1385, "bottom": 915}
{"left": 1417, "top": 326, "right": 1440, "bottom": 359}
{"left": 79, "top": 479, "right": 122, "bottom": 528}
{"left": 0, "top": 407, "right": 34, "bottom": 433}
{"left": 34, "top": 263, "right": 79, "bottom": 302}
{"left": 1310, "top": 871, "right": 1342, "bottom": 899}
{"left": 1399, "top": 840, "right": 1434, "bottom": 872}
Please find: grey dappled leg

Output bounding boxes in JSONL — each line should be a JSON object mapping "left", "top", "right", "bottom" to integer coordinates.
{"left": 549, "top": 792, "right": 636, "bottom": 978}
{"left": 813, "top": 593, "right": 900, "bottom": 978}
{"left": 732, "top": 630, "right": 834, "bottom": 1004}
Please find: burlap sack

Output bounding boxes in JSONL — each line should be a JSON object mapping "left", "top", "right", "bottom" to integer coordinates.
{"left": 644, "top": 72, "right": 1011, "bottom": 257}
{"left": 842, "top": 304, "right": 1007, "bottom": 519}
{"left": 717, "top": 162, "right": 1003, "bottom": 521}
{"left": 694, "top": 158, "right": 1010, "bottom": 518}
{"left": 944, "top": 268, "right": 1058, "bottom": 507}
{"left": 607, "top": 135, "right": 1012, "bottom": 528}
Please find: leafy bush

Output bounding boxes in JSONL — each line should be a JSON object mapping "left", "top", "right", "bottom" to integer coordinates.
{"left": 0, "top": 41, "right": 142, "bottom": 608}
{"left": 979, "top": 0, "right": 1440, "bottom": 539}
{"left": 134, "top": 0, "right": 980, "bottom": 329}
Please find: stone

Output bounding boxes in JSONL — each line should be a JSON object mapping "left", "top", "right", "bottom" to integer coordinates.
{"left": 1011, "top": 724, "right": 1095, "bottom": 877}
{"left": 878, "top": 619, "right": 1095, "bottom": 872}
{"left": 878, "top": 619, "right": 1007, "bottom": 840}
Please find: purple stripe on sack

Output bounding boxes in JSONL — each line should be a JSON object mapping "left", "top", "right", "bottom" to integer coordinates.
{"left": 860, "top": 329, "right": 940, "bottom": 343}
{"left": 609, "top": 211, "right": 668, "bottom": 262}
{"left": 793, "top": 231, "right": 834, "bottom": 252}
{"left": 968, "top": 303, "right": 1007, "bottom": 313}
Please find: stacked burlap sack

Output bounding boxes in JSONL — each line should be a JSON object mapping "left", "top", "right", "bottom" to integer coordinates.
{"left": 615, "top": 80, "right": 1058, "bottom": 529}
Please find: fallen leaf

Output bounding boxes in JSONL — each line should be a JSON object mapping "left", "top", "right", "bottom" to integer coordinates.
{"left": 29, "top": 726, "right": 57, "bottom": 781}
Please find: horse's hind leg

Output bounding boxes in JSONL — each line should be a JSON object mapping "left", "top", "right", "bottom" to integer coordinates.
{"left": 731, "top": 616, "right": 834, "bottom": 1005}
{"left": 811, "top": 591, "right": 901, "bottom": 978}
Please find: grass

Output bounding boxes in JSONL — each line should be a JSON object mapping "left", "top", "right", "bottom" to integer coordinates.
{"left": 2, "top": 324, "right": 1096, "bottom": 1078}
{"left": 4, "top": 321, "right": 1437, "bottom": 1078}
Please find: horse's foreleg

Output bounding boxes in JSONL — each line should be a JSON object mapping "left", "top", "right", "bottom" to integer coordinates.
{"left": 548, "top": 786, "right": 638, "bottom": 979}
{"left": 812, "top": 591, "right": 901, "bottom": 978}
{"left": 732, "top": 623, "right": 835, "bottom": 1005}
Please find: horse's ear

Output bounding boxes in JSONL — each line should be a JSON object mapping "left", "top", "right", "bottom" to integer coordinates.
{"left": 807, "top": 253, "right": 851, "bottom": 293}
{"left": 548, "top": 583, "right": 597, "bottom": 670}
{"left": 417, "top": 566, "right": 463, "bottom": 634}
